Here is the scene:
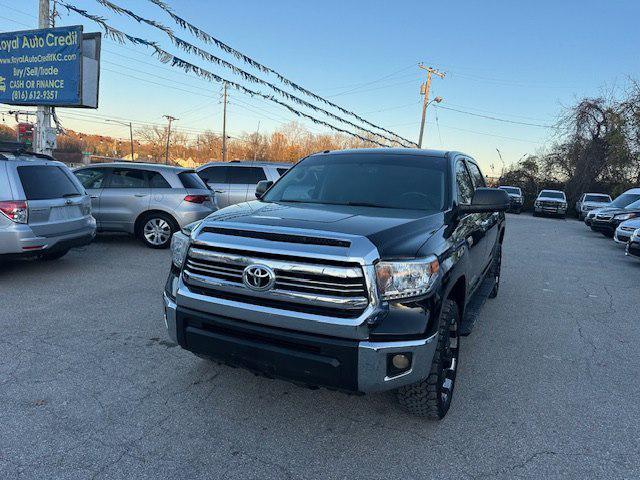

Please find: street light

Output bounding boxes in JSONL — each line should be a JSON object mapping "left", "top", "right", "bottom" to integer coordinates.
{"left": 105, "top": 119, "right": 134, "bottom": 161}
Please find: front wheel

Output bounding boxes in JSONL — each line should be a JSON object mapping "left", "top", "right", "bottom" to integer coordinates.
{"left": 396, "top": 299, "right": 460, "bottom": 419}
{"left": 489, "top": 244, "right": 502, "bottom": 298}
{"left": 139, "top": 213, "right": 177, "bottom": 249}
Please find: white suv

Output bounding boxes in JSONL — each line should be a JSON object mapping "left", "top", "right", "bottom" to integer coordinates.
{"left": 0, "top": 143, "right": 96, "bottom": 261}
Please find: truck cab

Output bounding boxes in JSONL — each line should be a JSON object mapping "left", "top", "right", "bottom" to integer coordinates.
{"left": 164, "top": 149, "right": 509, "bottom": 419}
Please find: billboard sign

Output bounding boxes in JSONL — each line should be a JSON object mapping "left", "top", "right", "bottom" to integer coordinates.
{"left": 0, "top": 25, "right": 83, "bottom": 107}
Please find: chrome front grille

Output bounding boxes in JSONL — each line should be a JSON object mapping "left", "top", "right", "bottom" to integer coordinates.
{"left": 182, "top": 245, "right": 370, "bottom": 316}
{"left": 596, "top": 214, "right": 613, "bottom": 220}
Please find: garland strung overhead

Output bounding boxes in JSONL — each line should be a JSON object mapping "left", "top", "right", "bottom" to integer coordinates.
{"left": 142, "top": 0, "right": 418, "bottom": 147}
{"left": 92, "top": 0, "right": 415, "bottom": 148}
{"left": 59, "top": 3, "right": 391, "bottom": 148}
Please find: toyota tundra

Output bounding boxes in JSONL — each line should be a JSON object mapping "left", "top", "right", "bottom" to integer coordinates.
{"left": 164, "top": 149, "right": 509, "bottom": 419}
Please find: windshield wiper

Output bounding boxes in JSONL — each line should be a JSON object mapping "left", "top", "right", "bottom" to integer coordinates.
{"left": 62, "top": 193, "right": 82, "bottom": 198}
{"left": 344, "top": 201, "right": 387, "bottom": 208}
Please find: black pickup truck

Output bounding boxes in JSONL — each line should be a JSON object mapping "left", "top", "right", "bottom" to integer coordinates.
{"left": 164, "top": 149, "right": 509, "bottom": 419}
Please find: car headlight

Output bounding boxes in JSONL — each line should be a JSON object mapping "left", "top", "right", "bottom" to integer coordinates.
{"left": 170, "top": 230, "right": 190, "bottom": 269}
{"left": 375, "top": 256, "right": 440, "bottom": 301}
{"left": 632, "top": 229, "right": 640, "bottom": 241}
{"left": 614, "top": 213, "right": 637, "bottom": 221}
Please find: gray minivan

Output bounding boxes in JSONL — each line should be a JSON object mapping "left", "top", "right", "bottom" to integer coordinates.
{"left": 73, "top": 163, "right": 215, "bottom": 248}
{"left": 196, "top": 161, "right": 291, "bottom": 208}
{"left": 0, "top": 145, "right": 96, "bottom": 261}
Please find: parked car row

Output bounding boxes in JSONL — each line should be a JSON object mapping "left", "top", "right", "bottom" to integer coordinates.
{"left": 498, "top": 185, "right": 615, "bottom": 220}
{"left": 583, "top": 188, "right": 640, "bottom": 260}
{"left": 0, "top": 141, "right": 291, "bottom": 259}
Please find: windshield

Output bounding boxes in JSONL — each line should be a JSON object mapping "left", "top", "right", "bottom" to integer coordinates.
{"left": 499, "top": 187, "right": 521, "bottom": 195}
{"left": 539, "top": 191, "right": 565, "bottom": 200}
{"left": 262, "top": 154, "right": 449, "bottom": 211}
{"left": 584, "top": 194, "right": 611, "bottom": 203}
{"left": 611, "top": 193, "right": 640, "bottom": 208}
{"left": 625, "top": 199, "right": 640, "bottom": 210}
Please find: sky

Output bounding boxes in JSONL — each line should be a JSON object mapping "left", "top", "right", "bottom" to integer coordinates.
{"left": 1, "top": 0, "right": 639, "bottom": 174}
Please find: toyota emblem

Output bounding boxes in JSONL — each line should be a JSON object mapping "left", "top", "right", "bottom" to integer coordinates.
{"left": 242, "top": 264, "right": 276, "bottom": 291}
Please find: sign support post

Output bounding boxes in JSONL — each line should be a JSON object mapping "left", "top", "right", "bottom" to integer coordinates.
{"left": 36, "top": 0, "right": 55, "bottom": 156}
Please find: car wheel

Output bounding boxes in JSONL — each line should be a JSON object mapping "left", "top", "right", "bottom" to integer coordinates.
{"left": 532, "top": 211, "right": 539, "bottom": 217}
{"left": 396, "top": 299, "right": 459, "bottom": 419}
{"left": 139, "top": 213, "right": 177, "bottom": 249}
{"left": 40, "top": 249, "right": 69, "bottom": 261}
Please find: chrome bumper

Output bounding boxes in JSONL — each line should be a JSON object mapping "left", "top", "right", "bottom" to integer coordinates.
{"left": 162, "top": 292, "right": 438, "bottom": 393}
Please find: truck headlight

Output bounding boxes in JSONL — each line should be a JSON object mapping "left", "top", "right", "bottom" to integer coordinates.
{"left": 375, "top": 256, "right": 440, "bottom": 301}
{"left": 633, "top": 229, "right": 640, "bottom": 241}
{"left": 614, "top": 213, "right": 637, "bottom": 221}
{"left": 170, "top": 231, "right": 190, "bottom": 269}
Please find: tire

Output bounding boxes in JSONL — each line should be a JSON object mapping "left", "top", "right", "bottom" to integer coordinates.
{"left": 138, "top": 212, "right": 178, "bottom": 249}
{"left": 396, "top": 299, "right": 460, "bottom": 419}
{"left": 40, "top": 249, "right": 69, "bottom": 261}
{"left": 489, "top": 244, "right": 502, "bottom": 299}
{"left": 532, "top": 211, "right": 538, "bottom": 217}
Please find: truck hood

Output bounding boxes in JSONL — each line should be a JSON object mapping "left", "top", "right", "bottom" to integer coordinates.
{"left": 201, "top": 201, "right": 444, "bottom": 257}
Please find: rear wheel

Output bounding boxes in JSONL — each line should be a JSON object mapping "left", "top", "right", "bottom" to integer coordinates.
{"left": 396, "top": 299, "right": 460, "bottom": 419}
{"left": 139, "top": 213, "right": 177, "bottom": 249}
{"left": 40, "top": 249, "right": 69, "bottom": 261}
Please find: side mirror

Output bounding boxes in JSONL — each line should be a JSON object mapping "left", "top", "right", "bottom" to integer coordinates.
{"left": 255, "top": 180, "right": 274, "bottom": 198}
{"left": 459, "top": 188, "right": 510, "bottom": 214}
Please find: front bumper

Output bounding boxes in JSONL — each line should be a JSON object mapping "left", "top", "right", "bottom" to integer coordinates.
{"left": 626, "top": 241, "right": 640, "bottom": 258}
{"left": 591, "top": 220, "right": 617, "bottom": 235}
{"left": 534, "top": 204, "right": 567, "bottom": 215}
{"left": 163, "top": 292, "right": 438, "bottom": 393}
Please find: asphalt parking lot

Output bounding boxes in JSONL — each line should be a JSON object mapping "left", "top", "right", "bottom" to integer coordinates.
{"left": 1, "top": 214, "right": 639, "bottom": 480}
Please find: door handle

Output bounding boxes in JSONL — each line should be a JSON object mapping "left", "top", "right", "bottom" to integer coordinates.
{"left": 90, "top": 195, "right": 98, "bottom": 199}
{"left": 134, "top": 194, "right": 147, "bottom": 197}
{"left": 214, "top": 190, "right": 225, "bottom": 194}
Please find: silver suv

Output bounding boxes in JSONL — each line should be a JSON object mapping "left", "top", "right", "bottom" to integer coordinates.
{"left": 73, "top": 163, "right": 215, "bottom": 248}
{"left": 195, "top": 161, "right": 291, "bottom": 208}
{"left": 0, "top": 144, "right": 96, "bottom": 261}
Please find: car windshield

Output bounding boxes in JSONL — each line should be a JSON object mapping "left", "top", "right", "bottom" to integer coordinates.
{"left": 624, "top": 199, "right": 640, "bottom": 210}
{"left": 539, "top": 191, "right": 565, "bottom": 199}
{"left": 499, "top": 187, "right": 521, "bottom": 195}
{"left": 611, "top": 193, "right": 640, "bottom": 208}
{"left": 262, "top": 154, "right": 449, "bottom": 211}
{"left": 584, "top": 194, "right": 610, "bottom": 202}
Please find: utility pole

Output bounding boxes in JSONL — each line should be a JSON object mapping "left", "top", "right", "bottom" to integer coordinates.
{"left": 106, "top": 119, "right": 135, "bottom": 160}
{"left": 417, "top": 64, "right": 445, "bottom": 149}
{"left": 36, "top": 0, "right": 55, "bottom": 155}
{"left": 163, "top": 115, "right": 177, "bottom": 164}
{"left": 253, "top": 121, "right": 260, "bottom": 161}
{"left": 496, "top": 148, "right": 505, "bottom": 177}
{"left": 221, "top": 82, "right": 228, "bottom": 162}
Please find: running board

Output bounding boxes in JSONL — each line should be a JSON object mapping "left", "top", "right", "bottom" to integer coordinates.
{"left": 459, "top": 274, "right": 495, "bottom": 336}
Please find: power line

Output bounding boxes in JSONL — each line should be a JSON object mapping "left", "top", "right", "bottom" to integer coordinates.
{"left": 91, "top": 0, "right": 415, "bottom": 147}
{"left": 436, "top": 105, "right": 555, "bottom": 128}
{"left": 59, "top": 2, "right": 397, "bottom": 148}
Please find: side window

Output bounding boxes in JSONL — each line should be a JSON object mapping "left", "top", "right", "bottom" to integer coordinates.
{"left": 465, "top": 161, "right": 486, "bottom": 188}
{"left": 148, "top": 171, "right": 171, "bottom": 189}
{"left": 227, "top": 167, "right": 266, "bottom": 184}
{"left": 255, "top": 168, "right": 268, "bottom": 182}
{"left": 455, "top": 161, "right": 474, "bottom": 205}
{"left": 199, "top": 166, "right": 227, "bottom": 184}
{"left": 107, "top": 169, "right": 148, "bottom": 189}
{"left": 75, "top": 168, "right": 107, "bottom": 189}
